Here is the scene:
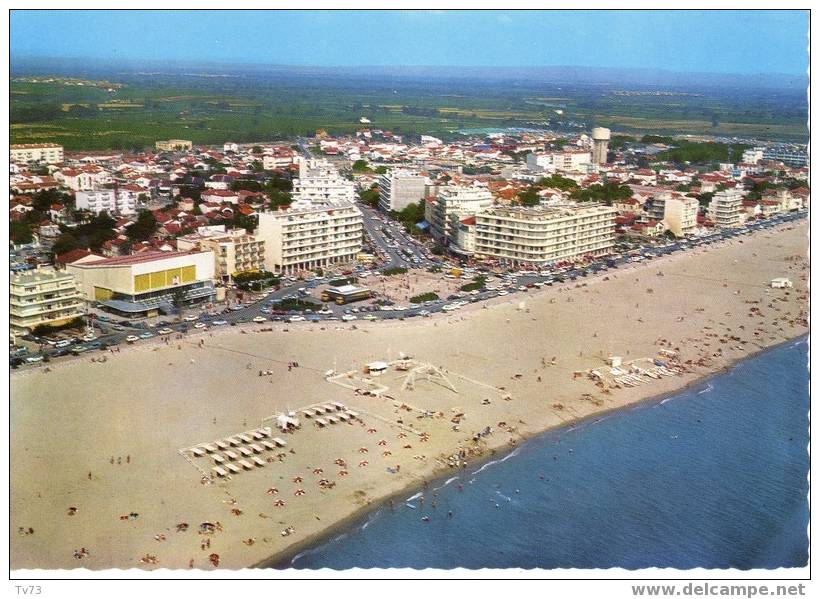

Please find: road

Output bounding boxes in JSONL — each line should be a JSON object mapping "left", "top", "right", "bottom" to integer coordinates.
{"left": 12, "top": 210, "right": 806, "bottom": 368}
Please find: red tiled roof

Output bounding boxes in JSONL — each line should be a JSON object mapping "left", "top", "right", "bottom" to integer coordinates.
{"left": 69, "top": 250, "right": 207, "bottom": 267}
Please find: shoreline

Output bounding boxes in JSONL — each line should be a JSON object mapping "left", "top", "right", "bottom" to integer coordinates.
{"left": 257, "top": 333, "right": 809, "bottom": 569}
{"left": 11, "top": 222, "right": 808, "bottom": 570}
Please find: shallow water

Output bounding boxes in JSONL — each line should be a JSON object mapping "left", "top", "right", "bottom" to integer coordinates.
{"left": 283, "top": 339, "right": 809, "bottom": 570}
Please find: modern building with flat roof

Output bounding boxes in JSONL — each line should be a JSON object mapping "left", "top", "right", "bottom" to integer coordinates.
{"left": 10, "top": 268, "right": 86, "bottom": 339}
{"left": 10, "top": 143, "right": 64, "bottom": 164}
{"left": 474, "top": 203, "right": 617, "bottom": 265}
{"left": 176, "top": 226, "right": 265, "bottom": 282}
{"left": 256, "top": 203, "right": 363, "bottom": 274}
{"left": 708, "top": 189, "right": 745, "bottom": 228}
{"left": 155, "top": 139, "right": 193, "bottom": 151}
{"left": 66, "top": 250, "right": 215, "bottom": 316}
{"left": 378, "top": 169, "right": 427, "bottom": 212}
{"left": 429, "top": 185, "right": 495, "bottom": 244}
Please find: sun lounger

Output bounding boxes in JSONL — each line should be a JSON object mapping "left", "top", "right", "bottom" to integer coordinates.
{"left": 273, "top": 437, "right": 287, "bottom": 447}
{"left": 212, "top": 454, "right": 226, "bottom": 464}
{"left": 322, "top": 404, "right": 335, "bottom": 413}
{"left": 237, "top": 434, "right": 252, "bottom": 444}
{"left": 239, "top": 447, "right": 253, "bottom": 457}
{"left": 252, "top": 432, "right": 265, "bottom": 440}
{"left": 212, "top": 466, "right": 228, "bottom": 477}
{"left": 215, "top": 440, "right": 229, "bottom": 450}
{"left": 249, "top": 444, "right": 264, "bottom": 453}
{"left": 226, "top": 463, "right": 241, "bottom": 474}
{"left": 331, "top": 401, "right": 345, "bottom": 411}
{"left": 260, "top": 440, "right": 276, "bottom": 451}
{"left": 191, "top": 447, "right": 206, "bottom": 458}
{"left": 251, "top": 457, "right": 266, "bottom": 467}
{"left": 258, "top": 427, "right": 271, "bottom": 437}
{"left": 346, "top": 410, "right": 359, "bottom": 418}
{"left": 224, "top": 450, "right": 238, "bottom": 460}
{"left": 238, "top": 459, "right": 254, "bottom": 470}
{"left": 202, "top": 443, "right": 218, "bottom": 453}
{"left": 338, "top": 413, "right": 349, "bottom": 422}
{"left": 227, "top": 437, "right": 241, "bottom": 446}
{"left": 315, "top": 418, "right": 327, "bottom": 427}
{"left": 313, "top": 406, "right": 326, "bottom": 414}
{"left": 302, "top": 410, "right": 313, "bottom": 418}
{"left": 327, "top": 416, "right": 339, "bottom": 424}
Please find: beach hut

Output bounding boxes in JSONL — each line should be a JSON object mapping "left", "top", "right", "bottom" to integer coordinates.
{"left": 224, "top": 450, "right": 238, "bottom": 460}
{"left": 322, "top": 404, "right": 335, "bottom": 413}
{"left": 215, "top": 440, "right": 229, "bottom": 450}
{"left": 273, "top": 437, "right": 288, "bottom": 447}
{"left": 331, "top": 402, "right": 345, "bottom": 411}
{"left": 251, "top": 432, "right": 265, "bottom": 440}
{"left": 249, "top": 444, "right": 264, "bottom": 453}
{"left": 212, "top": 466, "right": 228, "bottom": 477}
{"left": 257, "top": 427, "right": 272, "bottom": 437}
{"left": 252, "top": 457, "right": 266, "bottom": 467}
{"left": 238, "top": 460, "right": 254, "bottom": 470}
{"left": 327, "top": 416, "right": 339, "bottom": 425}
{"left": 226, "top": 463, "right": 241, "bottom": 474}
{"left": 202, "top": 444, "right": 218, "bottom": 453}
{"left": 338, "top": 413, "right": 350, "bottom": 422}
{"left": 239, "top": 447, "right": 253, "bottom": 457}
{"left": 302, "top": 410, "right": 314, "bottom": 419}
{"left": 260, "top": 441, "right": 276, "bottom": 451}
{"left": 237, "top": 434, "right": 252, "bottom": 444}
{"left": 191, "top": 447, "right": 206, "bottom": 458}
{"left": 346, "top": 410, "right": 359, "bottom": 419}
{"left": 276, "top": 413, "right": 300, "bottom": 432}
{"left": 212, "top": 454, "right": 226, "bottom": 464}
{"left": 366, "top": 361, "right": 389, "bottom": 376}
{"left": 313, "top": 406, "right": 325, "bottom": 414}
{"left": 227, "top": 437, "right": 241, "bottom": 446}
{"left": 315, "top": 418, "right": 327, "bottom": 428}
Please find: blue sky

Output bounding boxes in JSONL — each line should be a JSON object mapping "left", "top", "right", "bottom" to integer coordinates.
{"left": 10, "top": 10, "right": 809, "bottom": 75}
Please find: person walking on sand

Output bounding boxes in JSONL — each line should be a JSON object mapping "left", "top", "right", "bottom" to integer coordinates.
{"left": 88, "top": 471, "right": 92, "bottom": 480}
{"left": 126, "top": 455, "right": 130, "bottom": 464}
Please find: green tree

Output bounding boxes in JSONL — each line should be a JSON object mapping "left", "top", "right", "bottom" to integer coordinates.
{"left": 10, "top": 222, "right": 33, "bottom": 245}
{"left": 518, "top": 187, "right": 540, "bottom": 206}
{"left": 126, "top": 210, "right": 158, "bottom": 242}
{"left": 360, "top": 186, "right": 380, "bottom": 208}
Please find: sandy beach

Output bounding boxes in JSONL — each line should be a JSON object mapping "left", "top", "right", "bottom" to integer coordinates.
{"left": 11, "top": 222, "right": 808, "bottom": 571}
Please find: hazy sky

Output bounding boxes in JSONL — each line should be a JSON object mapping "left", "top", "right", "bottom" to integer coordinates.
{"left": 10, "top": 10, "right": 809, "bottom": 75}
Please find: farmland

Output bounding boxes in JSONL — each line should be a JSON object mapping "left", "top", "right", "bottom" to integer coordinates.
{"left": 9, "top": 65, "right": 809, "bottom": 150}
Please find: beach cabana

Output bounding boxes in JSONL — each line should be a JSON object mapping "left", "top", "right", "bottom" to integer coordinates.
{"left": 327, "top": 416, "right": 339, "bottom": 425}
{"left": 331, "top": 402, "right": 345, "bottom": 411}
{"left": 249, "top": 444, "right": 264, "bottom": 453}
{"left": 302, "top": 410, "right": 314, "bottom": 419}
{"left": 224, "top": 450, "right": 238, "bottom": 460}
{"left": 346, "top": 410, "right": 359, "bottom": 419}
{"left": 202, "top": 444, "right": 218, "bottom": 453}
{"left": 215, "top": 440, "right": 229, "bottom": 450}
{"left": 226, "top": 463, "right": 241, "bottom": 474}
{"left": 252, "top": 457, "right": 266, "bottom": 467}
{"left": 237, "top": 434, "right": 252, "bottom": 444}
{"left": 315, "top": 418, "right": 327, "bottom": 427}
{"left": 239, "top": 447, "right": 253, "bottom": 457}
{"left": 322, "top": 404, "right": 336, "bottom": 413}
{"left": 212, "top": 466, "right": 228, "bottom": 477}
{"left": 273, "top": 437, "right": 288, "bottom": 447}
{"left": 338, "top": 413, "right": 350, "bottom": 422}
{"left": 238, "top": 460, "right": 254, "bottom": 470}
{"left": 191, "top": 447, "right": 206, "bottom": 458}
{"left": 227, "top": 437, "right": 241, "bottom": 446}
{"left": 212, "top": 455, "right": 225, "bottom": 464}
{"left": 257, "top": 427, "right": 272, "bottom": 437}
{"left": 251, "top": 432, "right": 265, "bottom": 440}
{"left": 260, "top": 441, "right": 276, "bottom": 451}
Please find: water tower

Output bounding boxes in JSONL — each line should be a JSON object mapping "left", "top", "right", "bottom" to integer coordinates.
{"left": 591, "top": 127, "right": 611, "bottom": 165}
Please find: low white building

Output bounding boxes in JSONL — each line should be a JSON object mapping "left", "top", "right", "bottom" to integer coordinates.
{"left": 10, "top": 143, "right": 64, "bottom": 164}
{"left": 75, "top": 188, "right": 141, "bottom": 215}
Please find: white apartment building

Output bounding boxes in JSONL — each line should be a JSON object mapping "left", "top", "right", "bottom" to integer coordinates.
{"left": 663, "top": 196, "right": 700, "bottom": 237}
{"left": 176, "top": 226, "right": 266, "bottom": 281}
{"left": 526, "top": 150, "right": 592, "bottom": 174}
{"left": 10, "top": 268, "right": 86, "bottom": 339}
{"left": 75, "top": 188, "right": 140, "bottom": 215}
{"left": 429, "top": 185, "right": 495, "bottom": 243}
{"left": 741, "top": 148, "right": 765, "bottom": 164}
{"left": 473, "top": 204, "right": 617, "bottom": 265}
{"left": 708, "top": 189, "right": 745, "bottom": 228}
{"left": 262, "top": 151, "right": 295, "bottom": 170}
{"left": 10, "top": 143, "right": 64, "bottom": 164}
{"left": 256, "top": 202, "right": 363, "bottom": 274}
{"left": 155, "top": 139, "right": 193, "bottom": 151}
{"left": 292, "top": 158, "right": 356, "bottom": 205}
{"left": 55, "top": 167, "right": 112, "bottom": 191}
{"left": 378, "top": 169, "right": 427, "bottom": 212}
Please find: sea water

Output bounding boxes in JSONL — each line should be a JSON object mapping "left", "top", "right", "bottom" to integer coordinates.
{"left": 282, "top": 339, "right": 809, "bottom": 570}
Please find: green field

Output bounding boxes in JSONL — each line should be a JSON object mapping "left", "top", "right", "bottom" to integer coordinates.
{"left": 9, "top": 74, "right": 809, "bottom": 150}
